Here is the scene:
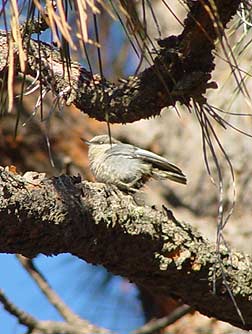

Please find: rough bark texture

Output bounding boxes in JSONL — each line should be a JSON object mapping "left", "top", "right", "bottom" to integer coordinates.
{"left": 0, "top": 0, "right": 240, "bottom": 123}
{"left": 0, "top": 166, "right": 252, "bottom": 330}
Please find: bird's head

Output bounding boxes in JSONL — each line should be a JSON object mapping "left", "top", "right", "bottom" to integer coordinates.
{"left": 81, "top": 135, "right": 119, "bottom": 146}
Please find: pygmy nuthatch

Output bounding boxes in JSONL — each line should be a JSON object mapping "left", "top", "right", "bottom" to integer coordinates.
{"left": 83, "top": 135, "right": 186, "bottom": 191}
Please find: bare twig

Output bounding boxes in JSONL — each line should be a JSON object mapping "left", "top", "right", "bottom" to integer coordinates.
{"left": 0, "top": 289, "right": 39, "bottom": 329}
{"left": 133, "top": 305, "right": 194, "bottom": 334}
{"left": 16, "top": 255, "right": 82, "bottom": 324}
{"left": 0, "top": 287, "right": 109, "bottom": 334}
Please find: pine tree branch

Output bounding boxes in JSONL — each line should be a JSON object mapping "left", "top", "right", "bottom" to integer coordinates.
{"left": 0, "top": 166, "right": 251, "bottom": 330}
{"left": 0, "top": 0, "right": 240, "bottom": 122}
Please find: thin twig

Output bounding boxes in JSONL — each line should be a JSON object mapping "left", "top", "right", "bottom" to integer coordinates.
{"left": 0, "top": 288, "right": 108, "bottom": 334}
{"left": 133, "top": 305, "right": 193, "bottom": 334}
{"left": 0, "top": 289, "right": 38, "bottom": 329}
{"left": 16, "top": 254, "right": 82, "bottom": 324}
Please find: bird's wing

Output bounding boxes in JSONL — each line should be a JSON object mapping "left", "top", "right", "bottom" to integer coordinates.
{"left": 105, "top": 144, "right": 183, "bottom": 174}
{"left": 104, "top": 143, "right": 136, "bottom": 159}
{"left": 134, "top": 148, "right": 184, "bottom": 174}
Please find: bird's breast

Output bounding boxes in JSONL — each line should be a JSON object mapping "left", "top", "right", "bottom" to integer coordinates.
{"left": 89, "top": 150, "right": 151, "bottom": 185}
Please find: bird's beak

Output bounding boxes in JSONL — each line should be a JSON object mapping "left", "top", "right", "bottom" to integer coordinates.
{"left": 80, "top": 138, "right": 91, "bottom": 145}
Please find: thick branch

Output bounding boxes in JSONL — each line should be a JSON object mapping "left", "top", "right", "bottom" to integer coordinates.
{"left": 0, "top": 166, "right": 251, "bottom": 330}
{"left": 0, "top": 0, "right": 240, "bottom": 122}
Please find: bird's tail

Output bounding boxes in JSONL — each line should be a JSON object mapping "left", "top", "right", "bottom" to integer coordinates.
{"left": 152, "top": 168, "right": 187, "bottom": 185}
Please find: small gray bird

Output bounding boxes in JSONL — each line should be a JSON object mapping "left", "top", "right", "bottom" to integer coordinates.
{"left": 83, "top": 135, "right": 186, "bottom": 191}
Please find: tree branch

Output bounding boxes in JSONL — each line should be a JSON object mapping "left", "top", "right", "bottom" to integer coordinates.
{"left": 0, "top": 166, "right": 251, "bottom": 330}
{"left": 0, "top": 0, "right": 240, "bottom": 123}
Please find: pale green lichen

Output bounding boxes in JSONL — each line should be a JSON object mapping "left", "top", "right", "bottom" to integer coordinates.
{"left": 173, "top": 249, "right": 192, "bottom": 270}
{"left": 155, "top": 253, "right": 172, "bottom": 271}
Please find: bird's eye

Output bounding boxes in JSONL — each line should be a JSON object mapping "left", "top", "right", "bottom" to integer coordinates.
{"left": 99, "top": 141, "right": 104, "bottom": 144}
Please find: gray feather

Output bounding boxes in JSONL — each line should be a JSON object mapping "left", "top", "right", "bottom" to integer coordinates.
{"left": 87, "top": 135, "right": 187, "bottom": 189}
{"left": 105, "top": 144, "right": 184, "bottom": 174}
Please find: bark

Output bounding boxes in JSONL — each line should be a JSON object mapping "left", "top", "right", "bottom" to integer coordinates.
{"left": 0, "top": 166, "right": 251, "bottom": 330}
{"left": 0, "top": 0, "right": 240, "bottom": 123}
